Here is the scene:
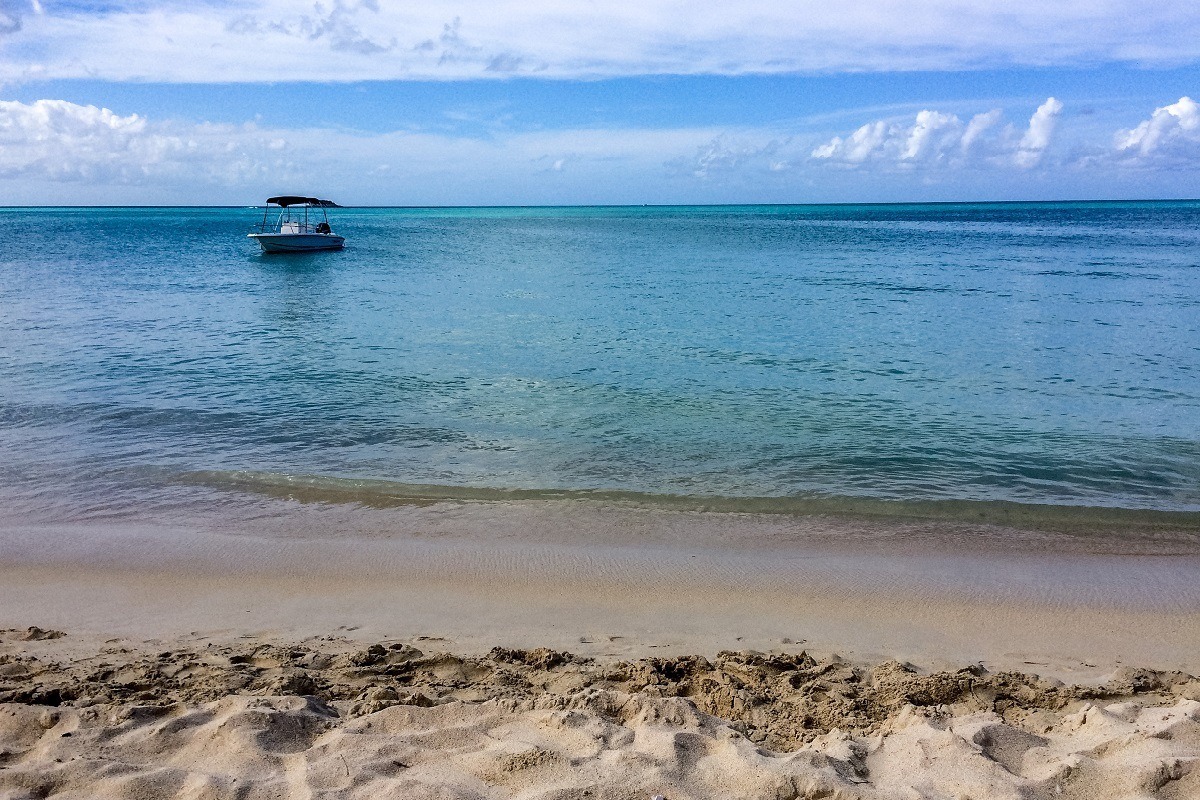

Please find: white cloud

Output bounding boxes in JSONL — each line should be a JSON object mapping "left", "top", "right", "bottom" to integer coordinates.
{"left": 4, "top": 1, "right": 1200, "bottom": 82}
{"left": 1014, "top": 97, "right": 1063, "bottom": 168}
{"left": 1114, "top": 97, "right": 1200, "bottom": 161}
{"left": 810, "top": 112, "right": 966, "bottom": 167}
{"left": 669, "top": 135, "right": 787, "bottom": 179}
{"left": 811, "top": 121, "right": 888, "bottom": 164}
{"left": 961, "top": 109, "right": 1003, "bottom": 153}
{"left": 901, "top": 110, "right": 960, "bottom": 162}
{"left": 0, "top": 99, "right": 299, "bottom": 185}
{"left": 811, "top": 99, "right": 1063, "bottom": 170}
{"left": 0, "top": 99, "right": 145, "bottom": 181}
{"left": 0, "top": 97, "right": 748, "bottom": 203}
{"left": 225, "top": 0, "right": 397, "bottom": 55}
{"left": 0, "top": 0, "right": 42, "bottom": 34}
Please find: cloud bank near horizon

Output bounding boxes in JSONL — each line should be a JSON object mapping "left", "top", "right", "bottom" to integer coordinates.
{"left": 3, "top": 95, "right": 1198, "bottom": 204}
{"left": 3, "top": 0, "right": 1200, "bottom": 83}
{"left": 809, "top": 98, "right": 1065, "bottom": 170}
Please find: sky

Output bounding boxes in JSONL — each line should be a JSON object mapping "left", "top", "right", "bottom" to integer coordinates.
{"left": 1, "top": 0, "right": 1199, "bottom": 205}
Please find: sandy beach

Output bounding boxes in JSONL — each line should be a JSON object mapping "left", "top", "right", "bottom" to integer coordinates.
{"left": 3, "top": 625, "right": 1200, "bottom": 800}
{"left": 2, "top": 500, "right": 1199, "bottom": 798}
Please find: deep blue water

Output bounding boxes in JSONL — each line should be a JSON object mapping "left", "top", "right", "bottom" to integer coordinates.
{"left": 2, "top": 202, "right": 1199, "bottom": 523}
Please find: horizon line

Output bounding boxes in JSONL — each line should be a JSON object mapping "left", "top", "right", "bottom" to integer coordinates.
{"left": 2, "top": 198, "right": 1199, "bottom": 210}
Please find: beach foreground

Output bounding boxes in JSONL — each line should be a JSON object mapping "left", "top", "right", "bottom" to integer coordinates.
{"left": 2, "top": 501, "right": 1199, "bottom": 797}
{"left": 2, "top": 626, "right": 1199, "bottom": 800}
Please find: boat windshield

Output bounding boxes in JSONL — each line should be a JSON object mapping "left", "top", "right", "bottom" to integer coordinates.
{"left": 252, "top": 199, "right": 335, "bottom": 235}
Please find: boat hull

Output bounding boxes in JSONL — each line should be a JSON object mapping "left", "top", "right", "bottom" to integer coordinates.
{"left": 249, "top": 233, "right": 345, "bottom": 253}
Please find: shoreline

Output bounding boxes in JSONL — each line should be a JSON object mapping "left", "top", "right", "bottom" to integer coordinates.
{"left": 175, "top": 470, "right": 1200, "bottom": 534}
{"left": 3, "top": 500, "right": 1199, "bottom": 678}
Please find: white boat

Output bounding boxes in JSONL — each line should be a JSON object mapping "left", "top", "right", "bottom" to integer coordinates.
{"left": 248, "top": 196, "right": 345, "bottom": 253}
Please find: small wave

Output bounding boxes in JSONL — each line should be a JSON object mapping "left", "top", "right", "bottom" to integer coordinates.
{"left": 178, "top": 470, "right": 1200, "bottom": 535}
{"left": 1032, "top": 269, "right": 1152, "bottom": 280}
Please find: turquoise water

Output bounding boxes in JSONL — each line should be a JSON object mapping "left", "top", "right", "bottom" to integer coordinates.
{"left": 2, "top": 202, "right": 1199, "bottom": 525}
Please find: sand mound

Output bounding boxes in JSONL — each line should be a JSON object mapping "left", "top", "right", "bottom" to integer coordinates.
{"left": 2, "top": 692, "right": 1198, "bottom": 799}
{"left": 2, "top": 631, "right": 1199, "bottom": 799}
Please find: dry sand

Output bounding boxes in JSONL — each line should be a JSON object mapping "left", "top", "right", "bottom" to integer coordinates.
{"left": 1, "top": 501, "right": 1199, "bottom": 797}
{"left": 2, "top": 627, "right": 1200, "bottom": 800}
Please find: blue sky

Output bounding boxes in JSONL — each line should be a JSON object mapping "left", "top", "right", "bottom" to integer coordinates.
{"left": 1, "top": 1, "right": 1199, "bottom": 204}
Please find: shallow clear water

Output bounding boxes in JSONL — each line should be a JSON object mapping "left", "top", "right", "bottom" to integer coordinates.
{"left": 2, "top": 202, "right": 1199, "bottom": 525}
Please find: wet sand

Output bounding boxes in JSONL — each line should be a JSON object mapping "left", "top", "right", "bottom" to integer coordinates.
{"left": 2, "top": 499, "right": 1200, "bottom": 675}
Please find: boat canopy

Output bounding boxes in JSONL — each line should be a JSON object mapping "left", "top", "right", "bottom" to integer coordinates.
{"left": 266, "top": 196, "right": 334, "bottom": 207}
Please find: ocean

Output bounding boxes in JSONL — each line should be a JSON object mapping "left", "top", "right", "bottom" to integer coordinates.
{"left": 2, "top": 202, "right": 1199, "bottom": 532}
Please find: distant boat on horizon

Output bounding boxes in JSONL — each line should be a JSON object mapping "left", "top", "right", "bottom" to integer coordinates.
{"left": 248, "top": 196, "right": 345, "bottom": 253}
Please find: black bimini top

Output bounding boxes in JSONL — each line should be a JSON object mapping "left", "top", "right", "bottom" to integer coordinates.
{"left": 266, "top": 196, "right": 338, "bottom": 207}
